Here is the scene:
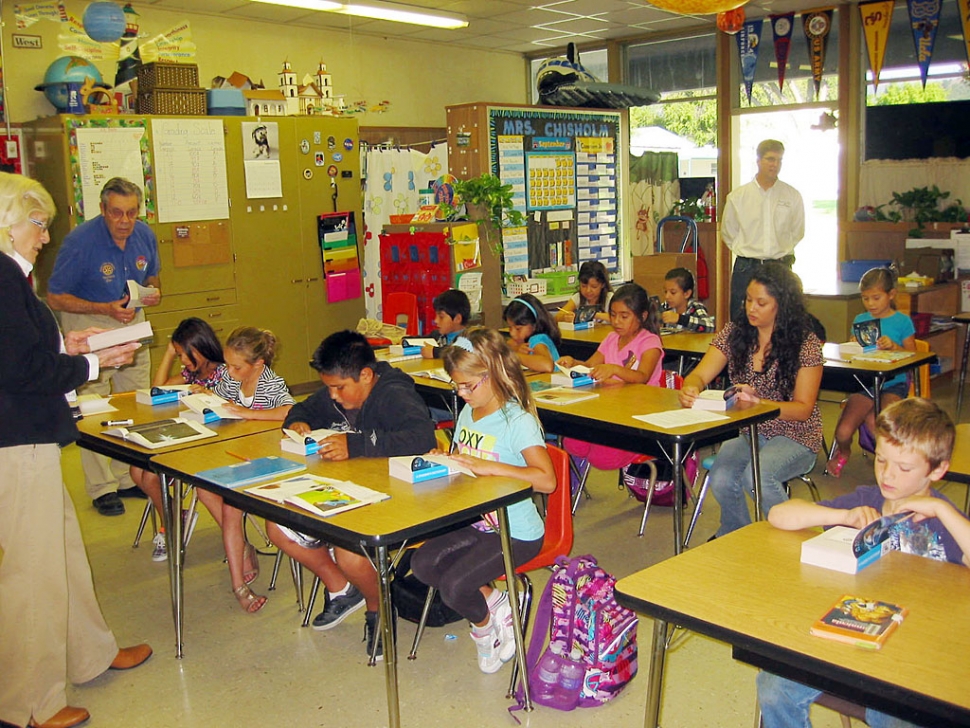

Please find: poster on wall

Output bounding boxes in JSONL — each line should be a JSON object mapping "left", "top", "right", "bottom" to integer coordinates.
{"left": 241, "top": 121, "right": 283, "bottom": 199}
{"left": 152, "top": 118, "right": 229, "bottom": 222}
{"left": 76, "top": 126, "right": 147, "bottom": 220}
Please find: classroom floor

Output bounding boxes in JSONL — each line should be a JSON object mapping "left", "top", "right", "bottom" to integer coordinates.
{"left": 46, "top": 379, "right": 969, "bottom": 728}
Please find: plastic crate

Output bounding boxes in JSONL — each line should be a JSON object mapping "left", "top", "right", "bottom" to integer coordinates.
{"left": 506, "top": 278, "right": 547, "bottom": 297}
{"left": 911, "top": 312, "right": 932, "bottom": 337}
{"left": 136, "top": 62, "right": 200, "bottom": 91}
{"left": 534, "top": 269, "right": 578, "bottom": 295}
{"left": 136, "top": 89, "right": 207, "bottom": 115}
{"left": 840, "top": 259, "right": 892, "bottom": 282}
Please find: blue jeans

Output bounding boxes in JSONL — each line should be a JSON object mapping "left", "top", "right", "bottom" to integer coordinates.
{"left": 757, "top": 672, "right": 920, "bottom": 728}
{"left": 709, "top": 433, "right": 816, "bottom": 537}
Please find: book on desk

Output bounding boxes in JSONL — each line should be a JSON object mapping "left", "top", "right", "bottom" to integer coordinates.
{"left": 810, "top": 594, "right": 907, "bottom": 650}
{"left": 195, "top": 455, "right": 306, "bottom": 489}
{"left": 800, "top": 513, "right": 913, "bottom": 574}
{"left": 280, "top": 427, "right": 341, "bottom": 456}
{"left": 246, "top": 473, "right": 389, "bottom": 517}
{"left": 136, "top": 385, "right": 192, "bottom": 406}
{"left": 691, "top": 387, "right": 738, "bottom": 412}
{"left": 389, "top": 454, "right": 475, "bottom": 483}
{"left": 102, "top": 418, "right": 216, "bottom": 449}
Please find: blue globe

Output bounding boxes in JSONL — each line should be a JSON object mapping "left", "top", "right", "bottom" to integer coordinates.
{"left": 83, "top": 2, "right": 126, "bottom": 43}
{"left": 34, "top": 56, "right": 105, "bottom": 112}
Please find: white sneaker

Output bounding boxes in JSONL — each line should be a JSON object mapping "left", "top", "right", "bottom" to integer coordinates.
{"left": 470, "top": 625, "right": 504, "bottom": 674}
{"left": 151, "top": 532, "right": 168, "bottom": 562}
{"left": 182, "top": 510, "right": 199, "bottom": 547}
{"left": 490, "top": 593, "right": 517, "bottom": 664}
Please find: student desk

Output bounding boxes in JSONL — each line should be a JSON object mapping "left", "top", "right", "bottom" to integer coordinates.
{"left": 614, "top": 521, "right": 970, "bottom": 728}
{"left": 151, "top": 431, "right": 535, "bottom": 728}
{"left": 944, "top": 424, "right": 970, "bottom": 513}
{"left": 556, "top": 326, "right": 714, "bottom": 373}
{"left": 820, "top": 343, "right": 936, "bottom": 412}
{"left": 74, "top": 393, "right": 282, "bottom": 656}
{"left": 532, "top": 382, "right": 778, "bottom": 554}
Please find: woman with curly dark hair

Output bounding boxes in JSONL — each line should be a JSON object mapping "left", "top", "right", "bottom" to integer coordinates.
{"left": 678, "top": 263, "right": 823, "bottom": 537}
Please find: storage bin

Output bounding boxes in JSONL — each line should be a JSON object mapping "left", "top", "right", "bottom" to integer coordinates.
{"left": 136, "top": 89, "right": 207, "bottom": 115}
{"left": 137, "top": 62, "right": 200, "bottom": 91}
{"left": 534, "top": 269, "right": 578, "bottom": 295}
{"left": 911, "top": 312, "right": 932, "bottom": 337}
{"left": 506, "top": 278, "right": 547, "bottom": 297}
{"left": 839, "top": 260, "right": 892, "bottom": 283}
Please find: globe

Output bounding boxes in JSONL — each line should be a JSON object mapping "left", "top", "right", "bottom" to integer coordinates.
{"left": 83, "top": 1, "right": 127, "bottom": 43}
{"left": 34, "top": 56, "right": 105, "bottom": 112}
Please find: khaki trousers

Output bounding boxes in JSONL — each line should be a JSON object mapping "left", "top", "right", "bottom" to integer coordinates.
{"left": 58, "top": 310, "right": 151, "bottom": 500}
{"left": 0, "top": 444, "right": 118, "bottom": 727}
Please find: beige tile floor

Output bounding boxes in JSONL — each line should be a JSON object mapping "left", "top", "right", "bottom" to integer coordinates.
{"left": 43, "top": 381, "right": 970, "bottom": 727}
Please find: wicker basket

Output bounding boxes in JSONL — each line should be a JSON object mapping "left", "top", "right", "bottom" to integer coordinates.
{"left": 136, "top": 89, "right": 207, "bottom": 116}
{"left": 136, "top": 62, "right": 200, "bottom": 92}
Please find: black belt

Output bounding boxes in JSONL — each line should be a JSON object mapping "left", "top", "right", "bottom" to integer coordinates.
{"left": 736, "top": 254, "right": 795, "bottom": 266}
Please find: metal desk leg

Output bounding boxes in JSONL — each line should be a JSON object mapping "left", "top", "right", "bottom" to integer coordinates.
{"left": 643, "top": 618, "right": 669, "bottom": 728}
{"left": 160, "top": 473, "right": 184, "bottom": 658}
{"left": 375, "top": 543, "right": 400, "bottom": 728}
{"left": 672, "top": 441, "right": 685, "bottom": 555}
{"left": 748, "top": 424, "right": 764, "bottom": 521}
{"left": 497, "top": 507, "right": 532, "bottom": 712}
{"left": 958, "top": 325, "right": 970, "bottom": 420}
{"left": 872, "top": 375, "right": 883, "bottom": 415}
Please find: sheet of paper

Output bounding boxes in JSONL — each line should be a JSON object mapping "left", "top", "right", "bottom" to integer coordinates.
{"left": 152, "top": 118, "right": 229, "bottom": 222}
{"left": 633, "top": 409, "right": 730, "bottom": 428}
{"left": 75, "top": 126, "right": 147, "bottom": 222}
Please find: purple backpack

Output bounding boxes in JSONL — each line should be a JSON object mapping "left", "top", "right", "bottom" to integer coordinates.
{"left": 514, "top": 554, "right": 638, "bottom": 712}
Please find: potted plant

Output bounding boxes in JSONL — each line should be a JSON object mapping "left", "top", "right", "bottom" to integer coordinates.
{"left": 874, "top": 185, "right": 967, "bottom": 237}
{"left": 441, "top": 173, "right": 525, "bottom": 256}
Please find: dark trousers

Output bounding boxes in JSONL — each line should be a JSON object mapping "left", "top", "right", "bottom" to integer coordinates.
{"left": 729, "top": 255, "right": 795, "bottom": 322}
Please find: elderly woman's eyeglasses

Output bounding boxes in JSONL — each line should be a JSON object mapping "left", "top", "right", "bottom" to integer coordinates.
{"left": 27, "top": 218, "right": 50, "bottom": 232}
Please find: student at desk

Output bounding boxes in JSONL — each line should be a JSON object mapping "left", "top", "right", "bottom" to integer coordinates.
{"left": 266, "top": 330, "right": 436, "bottom": 658}
{"left": 504, "top": 293, "right": 561, "bottom": 373}
{"left": 420, "top": 288, "right": 470, "bottom": 359}
{"left": 759, "top": 398, "right": 970, "bottom": 728}
{"left": 555, "top": 260, "right": 613, "bottom": 325}
{"left": 678, "top": 263, "right": 823, "bottom": 537}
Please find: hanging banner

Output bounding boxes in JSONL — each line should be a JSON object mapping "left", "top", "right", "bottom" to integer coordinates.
{"left": 959, "top": 0, "right": 970, "bottom": 70}
{"left": 770, "top": 14, "right": 795, "bottom": 92}
{"left": 907, "top": 0, "right": 942, "bottom": 88}
{"left": 803, "top": 9, "right": 834, "bottom": 100}
{"left": 860, "top": 1, "right": 895, "bottom": 90}
{"left": 736, "top": 19, "right": 763, "bottom": 105}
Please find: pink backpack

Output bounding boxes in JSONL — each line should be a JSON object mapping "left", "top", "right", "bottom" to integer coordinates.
{"left": 513, "top": 555, "right": 638, "bottom": 713}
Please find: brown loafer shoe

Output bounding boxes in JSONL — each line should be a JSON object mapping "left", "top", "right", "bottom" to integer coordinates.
{"left": 109, "top": 643, "right": 152, "bottom": 670}
{"left": 28, "top": 706, "right": 90, "bottom": 728}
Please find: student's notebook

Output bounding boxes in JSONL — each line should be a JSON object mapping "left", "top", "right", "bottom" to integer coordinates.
{"left": 195, "top": 456, "right": 306, "bottom": 489}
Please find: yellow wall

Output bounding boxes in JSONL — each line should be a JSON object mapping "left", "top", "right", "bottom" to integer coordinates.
{"left": 2, "top": 1, "right": 527, "bottom": 124}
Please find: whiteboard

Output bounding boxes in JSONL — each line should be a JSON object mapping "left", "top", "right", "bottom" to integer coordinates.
{"left": 76, "top": 127, "right": 147, "bottom": 221}
{"left": 151, "top": 118, "right": 229, "bottom": 222}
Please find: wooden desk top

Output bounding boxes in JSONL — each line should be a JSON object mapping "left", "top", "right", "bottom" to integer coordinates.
{"left": 557, "top": 326, "right": 714, "bottom": 357}
{"left": 75, "top": 392, "right": 283, "bottom": 468}
{"left": 944, "top": 424, "right": 970, "bottom": 486}
{"left": 615, "top": 521, "right": 970, "bottom": 724}
{"left": 820, "top": 343, "right": 937, "bottom": 376}
{"left": 151, "top": 430, "right": 533, "bottom": 549}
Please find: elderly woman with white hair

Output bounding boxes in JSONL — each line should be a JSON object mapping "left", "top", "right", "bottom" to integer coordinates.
{"left": 0, "top": 172, "right": 152, "bottom": 728}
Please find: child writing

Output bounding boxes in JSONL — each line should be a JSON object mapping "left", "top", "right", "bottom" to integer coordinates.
{"left": 660, "top": 267, "right": 714, "bottom": 332}
{"left": 421, "top": 288, "right": 470, "bottom": 359}
{"left": 410, "top": 328, "right": 556, "bottom": 674}
{"left": 129, "top": 317, "right": 226, "bottom": 562}
{"left": 827, "top": 267, "right": 915, "bottom": 478}
{"left": 556, "top": 260, "right": 613, "bottom": 325}
{"left": 758, "top": 397, "right": 970, "bottom": 728}
{"left": 504, "top": 292, "right": 561, "bottom": 373}
{"left": 556, "top": 283, "right": 665, "bottom": 486}
{"left": 212, "top": 326, "right": 295, "bottom": 613}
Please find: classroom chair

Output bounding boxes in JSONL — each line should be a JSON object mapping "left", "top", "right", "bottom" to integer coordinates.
{"left": 406, "top": 443, "right": 574, "bottom": 698}
{"left": 132, "top": 485, "right": 199, "bottom": 551}
{"left": 756, "top": 693, "right": 868, "bottom": 728}
{"left": 383, "top": 291, "right": 420, "bottom": 336}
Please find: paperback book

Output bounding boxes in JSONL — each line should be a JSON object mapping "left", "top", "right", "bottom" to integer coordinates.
{"left": 810, "top": 594, "right": 907, "bottom": 650}
{"left": 691, "top": 387, "right": 738, "bottom": 412}
{"left": 401, "top": 337, "right": 439, "bottom": 348}
{"left": 559, "top": 320, "right": 595, "bottom": 331}
{"left": 246, "top": 473, "right": 389, "bottom": 517}
{"left": 551, "top": 363, "right": 594, "bottom": 388}
{"left": 180, "top": 393, "right": 244, "bottom": 421}
{"left": 136, "top": 385, "right": 192, "bottom": 406}
{"left": 800, "top": 513, "right": 913, "bottom": 574}
{"left": 388, "top": 455, "right": 476, "bottom": 483}
{"left": 87, "top": 320, "right": 154, "bottom": 352}
{"left": 851, "top": 350, "right": 915, "bottom": 364}
{"left": 124, "top": 279, "right": 159, "bottom": 309}
{"left": 102, "top": 418, "right": 216, "bottom": 449}
{"left": 411, "top": 368, "right": 451, "bottom": 383}
{"left": 280, "top": 427, "right": 342, "bottom": 456}
{"left": 195, "top": 456, "right": 306, "bottom": 489}
{"left": 533, "top": 386, "right": 600, "bottom": 406}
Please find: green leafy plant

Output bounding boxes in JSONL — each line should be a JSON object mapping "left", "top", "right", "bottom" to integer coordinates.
{"left": 440, "top": 173, "right": 525, "bottom": 256}
{"left": 874, "top": 185, "right": 966, "bottom": 237}
{"left": 671, "top": 196, "right": 707, "bottom": 221}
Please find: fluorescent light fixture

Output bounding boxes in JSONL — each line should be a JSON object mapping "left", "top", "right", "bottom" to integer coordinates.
{"left": 251, "top": 0, "right": 343, "bottom": 9}
{"left": 337, "top": 2, "right": 468, "bottom": 29}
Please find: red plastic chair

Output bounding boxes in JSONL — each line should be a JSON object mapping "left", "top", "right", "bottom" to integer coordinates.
{"left": 406, "top": 444, "right": 574, "bottom": 697}
{"left": 383, "top": 291, "right": 420, "bottom": 336}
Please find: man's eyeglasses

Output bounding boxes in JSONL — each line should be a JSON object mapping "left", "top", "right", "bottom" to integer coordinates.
{"left": 104, "top": 207, "right": 140, "bottom": 222}
{"left": 27, "top": 218, "right": 50, "bottom": 232}
{"left": 453, "top": 374, "right": 488, "bottom": 395}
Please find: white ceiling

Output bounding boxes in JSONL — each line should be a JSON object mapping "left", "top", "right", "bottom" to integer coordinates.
{"left": 142, "top": 0, "right": 838, "bottom": 55}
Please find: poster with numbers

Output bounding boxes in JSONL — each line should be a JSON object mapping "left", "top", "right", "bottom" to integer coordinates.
{"left": 151, "top": 118, "right": 229, "bottom": 222}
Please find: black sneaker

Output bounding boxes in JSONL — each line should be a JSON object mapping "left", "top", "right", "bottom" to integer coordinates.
{"left": 363, "top": 609, "right": 397, "bottom": 662}
{"left": 93, "top": 492, "right": 125, "bottom": 516}
{"left": 311, "top": 585, "right": 365, "bottom": 631}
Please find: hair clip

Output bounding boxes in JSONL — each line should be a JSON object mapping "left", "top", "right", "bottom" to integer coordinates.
{"left": 453, "top": 336, "right": 474, "bottom": 353}
{"left": 513, "top": 296, "right": 538, "bottom": 319}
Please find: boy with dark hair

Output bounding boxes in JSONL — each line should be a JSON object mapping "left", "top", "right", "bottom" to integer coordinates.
{"left": 421, "top": 288, "right": 470, "bottom": 359}
{"left": 758, "top": 397, "right": 970, "bottom": 728}
{"left": 266, "top": 330, "right": 436, "bottom": 658}
{"left": 660, "top": 267, "right": 714, "bottom": 332}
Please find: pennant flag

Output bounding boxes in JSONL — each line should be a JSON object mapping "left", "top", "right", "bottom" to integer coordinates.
{"left": 770, "top": 13, "right": 795, "bottom": 92}
{"left": 907, "top": 0, "right": 942, "bottom": 88}
{"left": 803, "top": 9, "right": 834, "bottom": 100}
{"left": 860, "top": 1, "right": 894, "bottom": 90}
{"left": 737, "top": 19, "right": 763, "bottom": 105}
{"left": 959, "top": 0, "right": 970, "bottom": 71}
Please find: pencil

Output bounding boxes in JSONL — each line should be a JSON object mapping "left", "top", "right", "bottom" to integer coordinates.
{"left": 225, "top": 450, "right": 251, "bottom": 462}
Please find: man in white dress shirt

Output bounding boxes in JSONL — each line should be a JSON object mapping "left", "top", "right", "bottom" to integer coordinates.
{"left": 721, "top": 139, "right": 805, "bottom": 319}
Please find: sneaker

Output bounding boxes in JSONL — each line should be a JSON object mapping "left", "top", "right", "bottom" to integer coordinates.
{"left": 363, "top": 609, "right": 396, "bottom": 662}
{"left": 470, "top": 623, "right": 504, "bottom": 674}
{"left": 311, "top": 584, "right": 365, "bottom": 631}
{"left": 151, "top": 532, "right": 168, "bottom": 562}
{"left": 490, "top": 593, "right": 517, "bottom": 664}
{"left": 182, "top": 510, "right": 199, "bottom": 547}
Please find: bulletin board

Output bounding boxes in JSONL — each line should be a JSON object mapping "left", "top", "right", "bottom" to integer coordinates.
{"left": 485, "top": 106, "right": 623, "bottom": 275}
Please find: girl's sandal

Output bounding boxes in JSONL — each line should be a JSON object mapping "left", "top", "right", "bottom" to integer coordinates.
{"left": 827, "top": 452, "right": 849, "bottom": 478}
{"left": 233, "top": 584, "right": 267, "bottom": 613}
{"left": 243, "top": 542, "right": 260, "bottom": 585}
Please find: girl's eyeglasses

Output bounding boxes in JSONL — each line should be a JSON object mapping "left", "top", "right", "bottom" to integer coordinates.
{"left": 452, "top": 374, "right": 488, "bottom": 395}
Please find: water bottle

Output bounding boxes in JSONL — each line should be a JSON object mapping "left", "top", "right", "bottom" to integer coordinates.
{"left": 556, "top": 648, "right": 585, "bottom": 711}
{"left": 534, "top": 645, "right": 562, "bottom": 703}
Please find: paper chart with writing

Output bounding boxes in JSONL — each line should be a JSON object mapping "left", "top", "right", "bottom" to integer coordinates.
{"left": 75, "top": 126, "right": 147, "bottom": 221}
{"left": 151, "top": 119, "right": 229, "bottom": 222}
